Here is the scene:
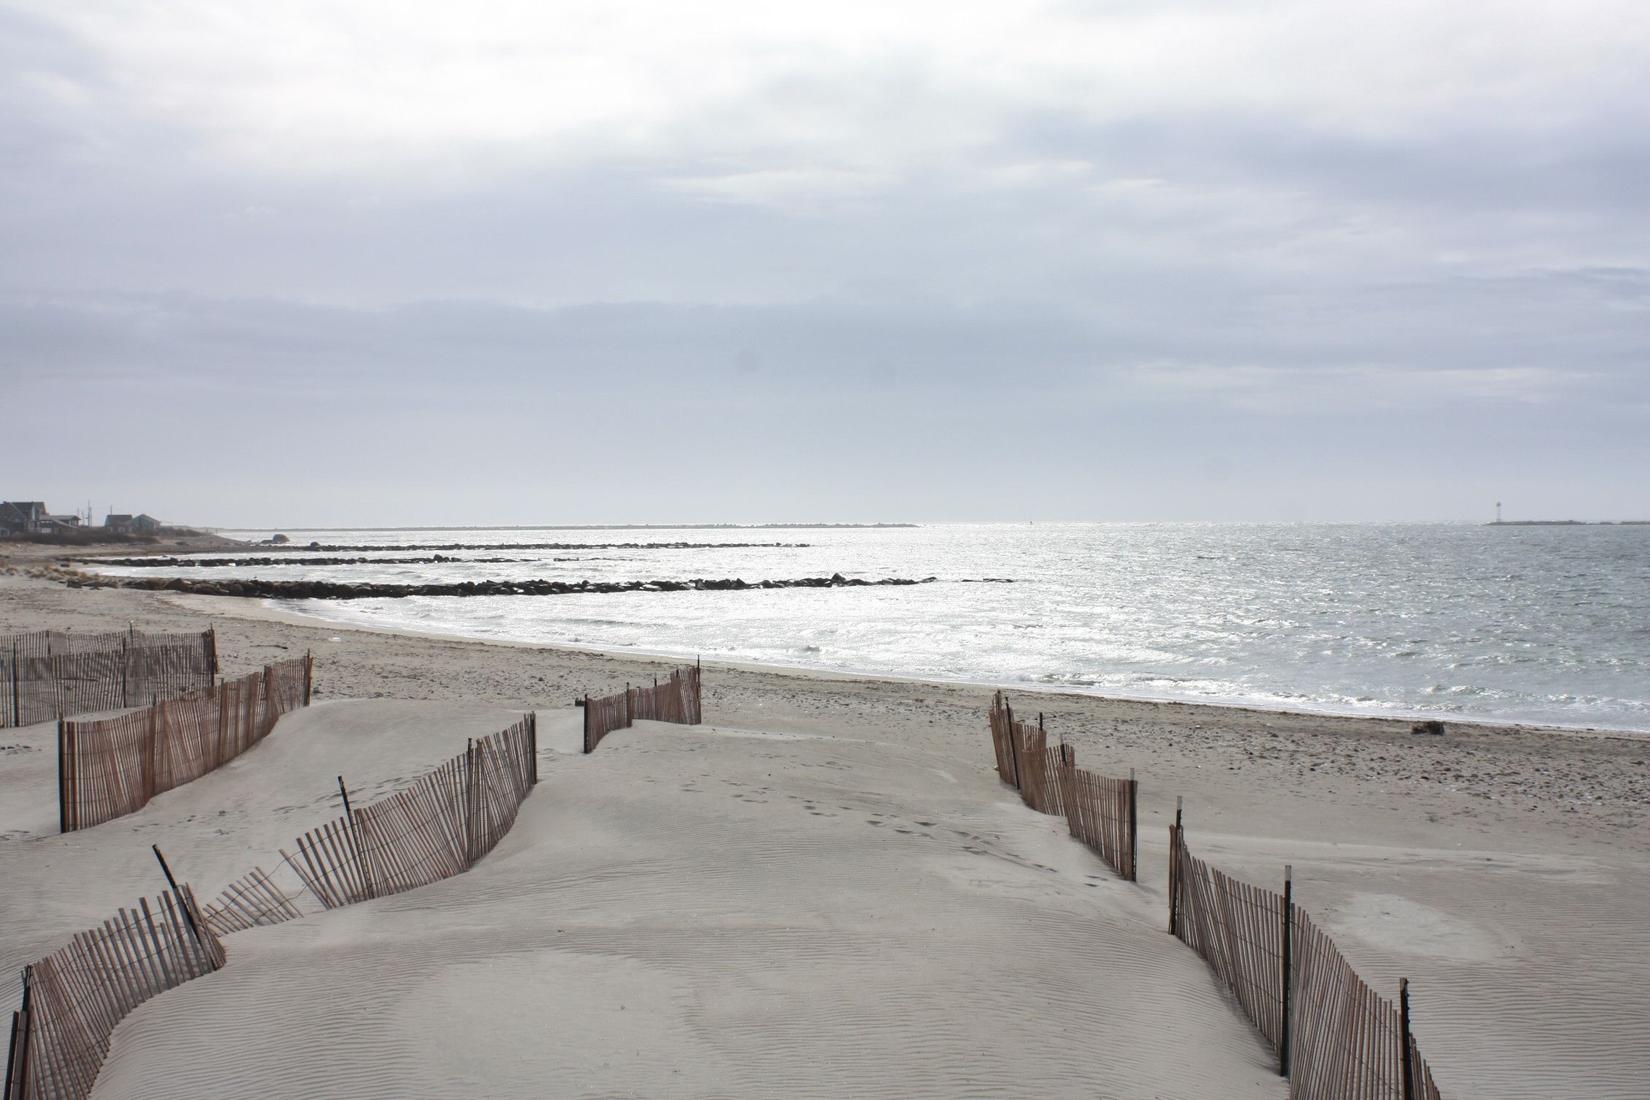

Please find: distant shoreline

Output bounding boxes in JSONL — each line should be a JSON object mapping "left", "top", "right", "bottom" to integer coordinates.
{"left": 210, "top": 523, "right": 922, "bottom": 532}
{"left": 1487, "top": 520, "right": 1650, "bottom": 526}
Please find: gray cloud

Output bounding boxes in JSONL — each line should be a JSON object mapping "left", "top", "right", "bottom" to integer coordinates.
{"left": 1, "top": 2, "right": 1646, "bottom": 524}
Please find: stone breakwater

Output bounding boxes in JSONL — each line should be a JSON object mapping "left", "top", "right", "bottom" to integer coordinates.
{"left": 68, "top": 573, "right": 991, "bottom": 600}
{"left": 241, "top": 540, "right": 811, "bottom": 553}
{"left": 82, "top": 555, "right": 529, "bottom": 569}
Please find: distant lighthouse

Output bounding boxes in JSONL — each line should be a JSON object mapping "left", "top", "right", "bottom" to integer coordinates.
{"left": 1496, "top": 501, "right": 1503, "bottom": 524}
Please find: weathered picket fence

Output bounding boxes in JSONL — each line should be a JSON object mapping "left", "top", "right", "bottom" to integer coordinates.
{"left": 57, "top": 656, "right": 313, "bottom": 832}
{"left": 582, "top": 664, "right": 703, "bottom": 753}
{"left": 201, "top": 713, "right": 539, "bottom": 929}
{"left": 3, "top": 869, "right": 223, "bottom": 1100}
{"left": 1169, "top": 818, "right": 1445, "bottom": 1099}
{"left": 1, "top": 628, "right": 217, "bottom": 728}
{"left": 4, "top": 716, "right": 542, "bottom": 1100}
{"left": 989, "top": 692, "right": 1138, "bottom": 880}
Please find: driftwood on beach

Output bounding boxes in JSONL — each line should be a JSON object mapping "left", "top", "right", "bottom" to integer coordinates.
{"left": 76, "top": 573, "right": 955, "bottom": 600}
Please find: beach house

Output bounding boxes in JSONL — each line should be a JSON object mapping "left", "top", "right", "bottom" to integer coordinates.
{"left": 104, "top": 513, "right": 161, "bottom": 534}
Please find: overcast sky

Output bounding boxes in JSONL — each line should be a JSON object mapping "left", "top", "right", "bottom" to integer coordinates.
{"left": 3, "top": 1, "right": 1646, "bottom": 526}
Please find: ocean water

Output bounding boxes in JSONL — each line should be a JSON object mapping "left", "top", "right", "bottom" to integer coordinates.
{"left": 102, "top": 523, "right": 1650, "bottom": 732}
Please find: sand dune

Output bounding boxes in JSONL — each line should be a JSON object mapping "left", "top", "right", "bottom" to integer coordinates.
{"left": 88, "top": 715, "right": 1286, "bottom": 1100}
{"left": 1175, "top": 830, "right": 1650, "bottom": 1099}
{"left": 0, "top": 700, "right": 553, "bottom": 1012}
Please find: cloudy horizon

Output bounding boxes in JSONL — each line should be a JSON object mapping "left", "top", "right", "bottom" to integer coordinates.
{"left": 3, "top": 1, "right": 1647, "bottom": 527}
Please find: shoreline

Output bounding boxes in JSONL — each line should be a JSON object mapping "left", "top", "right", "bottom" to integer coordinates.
{"left": 11, "top": 534, "right": 1648, "bottom": 743}
{"left": 6, "top": 542, "right": 1648, "bottom": 859}
{"left": 54, "top": 532, "right": 1650, "bottom": 740}
{"left": 229, "top": 592, "right": 1647, "bottom": 742}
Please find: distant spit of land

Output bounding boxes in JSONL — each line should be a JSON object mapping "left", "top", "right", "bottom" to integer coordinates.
{"left": 1488, "top": 520, "right": 1650, "bottom": 526}
{"left": 211, "top": 523, "right": 920, "bottom": 532}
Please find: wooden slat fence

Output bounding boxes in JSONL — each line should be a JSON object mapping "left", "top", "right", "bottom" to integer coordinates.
{"left": 7, "top": 716, "right": 540, "bottom": 1100}
{"left": 3, "top": 885, "right": 223, "bottom": 1100}
{"left": 195, "top": 867, "right": 303, "bottom": 937}
{"left": 1170, "top": 829, "right": 1286, "bottom": 1057}
{"left": 987, "top": 690, "right": 1021, "bottom": 787}
{"left": 197, "top": 714, "right": 540, "bottom": 925}
{"left": 1293, "top": 911, "right": 1445, "bottom": 1100}
{"left": 583, "top": 664, "right": 703, "bottom": 753}
{"left": 987, "top": 692, "right": 1063, "bottom": 814}
{"left": 57, "top": 656, "right": 313, "bottom": 832}
{"left": 1169, "top": 824, "right": 1445, "bottom": 1099}
{"left": 1, "top": 629, "right": 217, "bottom": 729}
{"left": 988, "top": 692, "right": 1138, "bottom": 880}
{"left": 1058, "top": 763, "right": 1138, "bottom": 881}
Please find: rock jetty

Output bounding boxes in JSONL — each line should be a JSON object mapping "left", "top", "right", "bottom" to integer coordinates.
{"left": 75, "top": 573, "right": 945, "bottom": 600}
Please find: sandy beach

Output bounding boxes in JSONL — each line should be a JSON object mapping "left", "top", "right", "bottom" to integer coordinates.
{"left": 3, "top": 547, "right": 1648, "bottom": 1098}
{"left": 10, "top": 0, "right": 1647, "bottom": 1094}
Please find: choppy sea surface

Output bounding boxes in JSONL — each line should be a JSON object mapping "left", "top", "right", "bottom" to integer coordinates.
{"left": 105, "top": 523, "right": 1650, "bottom": 732}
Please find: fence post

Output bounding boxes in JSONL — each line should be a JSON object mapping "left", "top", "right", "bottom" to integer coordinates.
{"left": 464, "top": 739, "right": 477, "bottom": 867}
{"left": 338, "top": 776, "right": 373, "bottom": 900}
{"left": 16, "top": 969, "right": 29, "bottom": 1099}
{"left": 1281, "top": 864, "right": 1293, "bottom": 1077}
{"left": 152, "top": 846, "right": 217, "bottom": 970}
{"left": 1128, "top": 768, "right": 1138, "bottom": 882}
{"left": 582, "top": 695, "right": 592, "bottom": 754}
{"left": 1400, "top": 978, "right": 1415, "bottom": 1100}
{"left": 2, "top": 1009, "right": 17, "bottom": 1100}
{"left": 528, "top": 712, "right": 539, "bottom": 785}
{"left": 3, "top": 967, "right": 31, "bottom": 1100}
{"left": 121, "top": 635, "right": 129, "bottom": 708}
{"left": 8, "top": 641, "right": 18, "bottom": 729}
{"left": 1168, "top": 796, "right": 1183, "bottom": 935}
{"left": 145, "top": 697, "right": 159, "bottom": 809}
{"left": 303, "top": 652, "right": 313, "bottom": 706}
{"left": 206, "top": 626, "right": 219, "bottom": 677}
{"left": 1005, "top": 699, "right": 1023, "bottom": 790}
{"left": 56, "top": 718, "right": 68, "bottom": 834}
{"left": 262, "top": 665, "right": 275, "bottom": 734}
{"left": 217, "top": 685, "right": 229, "bottom": 769}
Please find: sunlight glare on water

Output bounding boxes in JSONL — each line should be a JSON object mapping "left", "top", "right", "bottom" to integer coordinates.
{"left": 120, "top": 522, "right": 1650, "bottom": 731}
